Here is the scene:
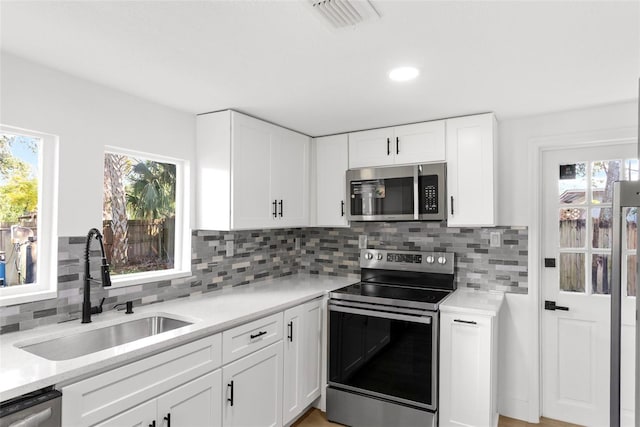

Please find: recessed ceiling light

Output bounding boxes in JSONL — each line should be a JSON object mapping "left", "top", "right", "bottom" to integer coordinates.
{"left": 389, "top": 67, "right": 419, "bottom": 82}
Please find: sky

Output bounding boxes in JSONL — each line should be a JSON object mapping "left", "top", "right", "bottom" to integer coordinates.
{"left": 1, "top": 134, "right": 39, "bottom": 185}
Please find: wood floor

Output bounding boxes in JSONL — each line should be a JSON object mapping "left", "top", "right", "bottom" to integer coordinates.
{"left": 292, "top": 408, "right": 582, "bottom": 427}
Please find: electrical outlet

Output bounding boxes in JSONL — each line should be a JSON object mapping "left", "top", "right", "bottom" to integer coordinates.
{"left": 359, "top": 235, "right": 368, "bottom": 249}
{"left": 490, "top": 232, "right": 501, "bottom": 248}
{"left": 225, "top": 240, "right": 234, "bottom": 257}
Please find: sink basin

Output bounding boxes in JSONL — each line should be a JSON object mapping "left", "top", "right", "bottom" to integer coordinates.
{"left": 18, "top": 316, "right": 193, "bottom": 361}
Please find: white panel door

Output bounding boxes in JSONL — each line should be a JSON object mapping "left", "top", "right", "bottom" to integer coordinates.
{"left": 541, "top": 143, "right": 636, "bottom": 426}
{"left": 315, "top": 134, "right": 349, "bottom": 227}
{"left": 156, "top": 370, "right": 222, "bottom": 427}
{"left": 300, "top": 298, "right": 322, "bottom": 406}
{"left": 271, "top": 127, "right": 309, "bottom": 227}
{"left": 445, "top": 114, "right": 496, "bottom": 227}
{"left": 231, "top": 112, "right": 273, "bottom": 229}
{"left": 222, "top": 342, "right": 283, "bottom": 427}
{"left": 393, "top": 120, "right": 446, "bottom": 165}
{"left": 283, "top": 304, "right": 304, "bottom": 425}
{"left": 94, "top": 400, "right": 156, "bottom": 427}
{"left": 348, "top": 127, "right": 393, "bottom": 168}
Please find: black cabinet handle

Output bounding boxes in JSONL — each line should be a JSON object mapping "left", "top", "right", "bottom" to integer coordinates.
{"left": 149, "top": 421, "right": 156, "bottom": 427}
{"left": 287, "top": 321, "right": 293, "bottom": 342}
{"left": 227, "top": 381, "right": 234, "bottom": 406}
{"left": 250, "top": 330, "right": 267, "bottom": 339}
{"left": 450, "top": 196, "right": 454, "bottom": 215}
{"left": 163, "top": 413, "right": 171, "bottom": 427}
{"left": 454, "top": 319, "right": 477, "bottom": 325}
{"left": 341, "top": 200, "right": 345, "bottom": 217}
{"left": 545, "top": 300, "right": 569, "bottom": 311}
{"left": 386, "top": 138, "right": 390, "bottom": 155}
{"left": 278, "top": 200, "right": 283, "bottom": 217}
{"left": 272, "top": 200, "right": 277, "bottom": 218}
{"left": 396, "top": 137, "right": 399, "bottom": 154}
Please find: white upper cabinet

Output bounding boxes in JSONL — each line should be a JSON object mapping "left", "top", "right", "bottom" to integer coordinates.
{"left": 196, "top": 111, "right": 310, "bottom": 230}
{"left": 445, "top": 113, "right": 497, "bottom": 227}
{"left": 314, "top": 134, "right": 349, "bottom": 227}
{"left": 348, "top": 120, "right": 445, "bottom": 168}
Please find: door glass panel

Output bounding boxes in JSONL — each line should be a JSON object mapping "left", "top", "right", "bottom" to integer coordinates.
{"left": 560, "top": 253, "right": 585, "bottom": 293}
{"left": 591, "top": 208, "right": 612, "bottom": 249}
{"left": 627, "top": 254, "right": 637, "bottom": 297}
{"left": 559, "top": 208, "right": 587, "bottom": 248}
{"left": 558, "top": 162, "right": 587, "bottom": 204}
{"left": 591, "top": 160, "right": 620, "bottom": 204}
{"left": 591, "top": 254, "right": 612, "bottom": 295}
{"left": 624, "top": 159, "right": 639, "bottom": 180}
{"left": 626, "top": 207, "right": 637, "bottom": 250}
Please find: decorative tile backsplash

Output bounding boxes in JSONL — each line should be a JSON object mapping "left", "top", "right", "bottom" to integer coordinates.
{"left": 0, "top": 222, "right": 527, "bottom": 334}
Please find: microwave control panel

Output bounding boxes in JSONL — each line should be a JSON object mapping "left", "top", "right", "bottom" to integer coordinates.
{"left": 419, "top": 175, "right": 439, "bottom": 214}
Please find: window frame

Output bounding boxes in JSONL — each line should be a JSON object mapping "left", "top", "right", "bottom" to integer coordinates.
{"left": 0, "top": 125, "right": 59, "bottom": 307}
{"left": 103, "top": 146, "right": 191, "bottom": 288}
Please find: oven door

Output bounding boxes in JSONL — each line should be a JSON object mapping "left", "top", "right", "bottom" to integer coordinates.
{"left": 328, "top": 300, "right": 438, "bottom": 411}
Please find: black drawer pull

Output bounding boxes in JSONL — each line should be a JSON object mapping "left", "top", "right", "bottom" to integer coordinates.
{"left": 454, "top": 319, "right": 477, "bottom": 325}
{"left": 163, "top": 413, "right": 171, "bottom": 427}
{"left": 227, "top": 380, "right": 234, "bottom": 406}
{"left": 250, "top": 330, "right": 267, "bottom": 339}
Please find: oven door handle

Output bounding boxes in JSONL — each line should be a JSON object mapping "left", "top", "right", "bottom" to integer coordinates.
{"left": 329, "top": 304, "right": 432, "bottom": 324}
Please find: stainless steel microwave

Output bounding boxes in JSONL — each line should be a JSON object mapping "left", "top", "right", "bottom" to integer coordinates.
{"left": 346, "top": 163, "right": 446, "bottom": 221}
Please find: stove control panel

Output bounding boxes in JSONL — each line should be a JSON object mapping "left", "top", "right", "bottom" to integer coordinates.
{"left": 360, "top": 249, "right": 454, "bottom": 274}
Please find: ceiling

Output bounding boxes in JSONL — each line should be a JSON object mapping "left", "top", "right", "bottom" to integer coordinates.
{"left": 1, "top": 0, "right": 638, "bottom": 136}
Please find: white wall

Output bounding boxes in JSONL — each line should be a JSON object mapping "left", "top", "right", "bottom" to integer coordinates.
{"left": 496, "top": 100, "right": 638, "bottom": 421}
{"left": 0, "top": 53, "right": 196, "bottom": 236}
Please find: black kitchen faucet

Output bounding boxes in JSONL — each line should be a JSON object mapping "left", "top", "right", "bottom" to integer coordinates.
{"left": 82, "top": 228, "right": 111, "bottom": 323}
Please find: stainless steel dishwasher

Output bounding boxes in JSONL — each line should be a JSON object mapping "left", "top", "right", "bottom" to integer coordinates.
{"left": 0, "top": 388, "right": 61, "bottom": 427}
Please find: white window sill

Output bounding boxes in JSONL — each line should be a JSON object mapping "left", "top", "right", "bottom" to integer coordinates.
{"left": 0, "top": 289, "right": 58, "bottom": 307}
{"left": 108, "top": 269, "right": 193, "bottom": 288}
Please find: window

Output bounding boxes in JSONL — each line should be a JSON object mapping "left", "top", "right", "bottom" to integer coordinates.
{"left": 102, "top": 147, "right": 190, "bottom": 286}
{"left": 558, "top": 158, "right": 637, "bottom": 296}
{"left": 0, "top": 125, "right": 58, "bottom": 306}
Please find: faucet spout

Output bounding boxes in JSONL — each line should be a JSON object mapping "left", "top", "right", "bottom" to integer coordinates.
{"left": 82, "top": 228, "right": 112, "bottom": 324}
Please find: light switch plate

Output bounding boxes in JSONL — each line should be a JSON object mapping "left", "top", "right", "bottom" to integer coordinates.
{"left": 359, "top": 235, "right": 367, "bottom": 249}
{"left": 225, "top": 240, "right": 234, "bottom": 257}
{"left": 489, "top": 232, "right": 501, "bottom": 248}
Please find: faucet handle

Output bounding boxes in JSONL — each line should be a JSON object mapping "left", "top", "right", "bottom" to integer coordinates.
{"left": 91, "top": 297, "right": 105, "bottom": 315}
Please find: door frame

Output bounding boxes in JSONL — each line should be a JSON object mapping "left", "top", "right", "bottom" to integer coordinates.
{"left": 528, "top": 126, "right": 637, "bottom": 423}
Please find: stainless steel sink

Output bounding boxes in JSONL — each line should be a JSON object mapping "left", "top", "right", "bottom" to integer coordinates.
{"left": 18, "top": 316, "right": 193, "bottom": 361}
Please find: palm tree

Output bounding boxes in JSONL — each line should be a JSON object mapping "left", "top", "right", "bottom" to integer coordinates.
{"left": 104, "top": 153, "right": 129, "bottom": 269}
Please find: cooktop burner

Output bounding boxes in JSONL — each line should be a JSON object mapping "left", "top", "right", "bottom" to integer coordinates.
{"left": 330, "top": 282, "right": 452, "bottom": 311}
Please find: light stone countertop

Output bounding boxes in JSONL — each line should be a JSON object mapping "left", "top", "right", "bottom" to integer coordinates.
{"left": 0, "top": 273, "right": 353, "bottom": 402}
{"left": 440, "top": 287, "right": 505, "bottom": 317}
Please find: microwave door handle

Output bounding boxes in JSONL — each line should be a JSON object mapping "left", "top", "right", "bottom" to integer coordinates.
{"left": 329, "top": 305, "right": 432, "bottom": 325}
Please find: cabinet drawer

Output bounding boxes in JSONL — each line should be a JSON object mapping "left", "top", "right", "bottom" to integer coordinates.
{"left": 62, "top": 334, "right": 222, "bottom": 427}
{"left": 222, "top": 312, "right": 283, "bottom": 364}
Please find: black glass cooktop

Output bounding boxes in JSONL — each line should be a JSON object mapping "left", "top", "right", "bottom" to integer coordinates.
{"left": 330, "top": 282, "right": 451, "bottom": 311}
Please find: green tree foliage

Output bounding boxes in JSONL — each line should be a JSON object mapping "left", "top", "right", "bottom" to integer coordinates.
{"left": 0, "top": 135, "right": 38, "bottom": 223}
{"left": 126, "top": 160, "right": 176, "bottom": 220}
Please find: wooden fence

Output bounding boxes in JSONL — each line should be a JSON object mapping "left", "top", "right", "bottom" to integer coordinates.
{"left": 102, "top": 217, "right": 175, "bottom": 264}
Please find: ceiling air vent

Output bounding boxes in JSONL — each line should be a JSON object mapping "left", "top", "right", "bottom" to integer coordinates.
{"left": 310, "top": 0, "right": 380, "bottom": 28}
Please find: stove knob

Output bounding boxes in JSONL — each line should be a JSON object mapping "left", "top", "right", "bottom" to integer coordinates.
{"left": 376, "top": 253, "right": 384, "bottom": 260}
{"left": 426, "top": 255, "right": 435, "bottom": 264}
{"left": 365, "top": 252, "right": 374, "bottom": 260}
{"left": 437, "top": 256, "right": 447, "bottom": 265}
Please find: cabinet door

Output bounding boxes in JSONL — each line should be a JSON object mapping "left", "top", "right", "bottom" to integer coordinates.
{"left": 446, "top": 113, "right": 496, "bottom": 227}
{"left": 231, "top": 112, "right": 273, "bottom": 229}
{"left": 315, "top": 135, "right": 349, "bottom": 227}
{"left": 348, "top": 128, "right": 393, "bottom": 168}
{"left": 439, "top": 312, "right": 493, "bottom": 427}
{"left": 156, "top": 370, "right": 222, "bottom": 427}
{"left": 393, "top": 120, "right": 445, "bottom": 165}
{"left": 222, "top": 342, "right": 283, "bottom": 427}
{"left": 271, "top": 127, "right": 310, "bottom": 227}
{"left": 283, "top": 305, "right": 304, "bottom": 425}
{"left": 94, "top": 400, "right": 156, "bottom": 427}
{"left": 300, "top": 298, "right": 322, "bottom": 407}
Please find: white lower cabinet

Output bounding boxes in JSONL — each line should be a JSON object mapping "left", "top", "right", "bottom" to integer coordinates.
{"left": 96, "top": 370, "right": 222, "bottom": 427}
{"left": 439, "top": 310, "right": 499, "bottom": 427}
{"left": 222, "top": 342, "right": 283, "bottom": 427}
{"left": 282, "top": 298, "right": 322, "bottom": 425}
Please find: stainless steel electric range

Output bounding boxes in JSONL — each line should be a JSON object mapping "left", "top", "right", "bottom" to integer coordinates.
{"left": 327, "top": 249, "right": 455, "bottom": 427}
